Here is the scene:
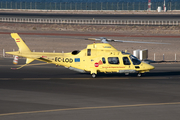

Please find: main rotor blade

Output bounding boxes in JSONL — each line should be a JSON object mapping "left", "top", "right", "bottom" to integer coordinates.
{"left": 113, "top": 40, "right": 169, "bottom": 44}
{"left": 85, "top": 38, "right": 169, "bottom": 44}
{"left": 85, "top": 38, "right": 109, "bottom": 43}
{"left": 85, "top": 38, "right": 101, "bottom": 41}
{"left": 102, "top": 39, "right": 109, "bottom": 43}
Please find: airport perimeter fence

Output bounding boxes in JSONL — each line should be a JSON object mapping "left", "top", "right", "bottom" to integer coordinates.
{"left": 0, "top": 17, "right": 180, "bottom": 26}
{"left": 0, "top": 1, "right": 180, "bottom": 11}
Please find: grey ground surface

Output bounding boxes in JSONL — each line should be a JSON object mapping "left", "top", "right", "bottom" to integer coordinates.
{"left": 0, "top": 58, "right": 180, "bottom": 120}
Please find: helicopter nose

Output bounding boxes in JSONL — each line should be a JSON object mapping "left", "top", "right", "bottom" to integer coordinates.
{"left": 148, "top": 64, "right": 155, "bottom": 70}
{"left": 141, "top": 62, "right": 154, "bottom": 70}
{"left": 145, "top": 63, "right": 154, "bottom": 70}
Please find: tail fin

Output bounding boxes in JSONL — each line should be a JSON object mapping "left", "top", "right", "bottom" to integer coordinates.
{"left": 11, "top": 33, "right": 31, "bottom": 53}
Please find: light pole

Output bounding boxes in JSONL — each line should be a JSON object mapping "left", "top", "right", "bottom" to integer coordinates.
{"left": 164, "top": 0, "right": 166, "bottom": 12}
{"left": 148, "top": 0, "right": 151, "bottom": 11}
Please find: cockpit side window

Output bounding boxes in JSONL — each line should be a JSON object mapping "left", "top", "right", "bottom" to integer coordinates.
{"left": 123, "top": 57, "right": 131, "bottom": 65}
{"left": 102, "top": 57, "right": 106, "bottom": 64}
{"left": 130, "top": 55, "right": 141, "bottom": 65}
{"left": 108, "top": 57, "right": 119, "bottom": 64}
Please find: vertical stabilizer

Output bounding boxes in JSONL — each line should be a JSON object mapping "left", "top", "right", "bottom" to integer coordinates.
{"left": 11, "top": 33, "right": 31, "bottom": 53}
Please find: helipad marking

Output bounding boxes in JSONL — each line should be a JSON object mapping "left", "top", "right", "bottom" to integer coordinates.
{"left": 0, "top": 102, "right": 180, "bottom": 116}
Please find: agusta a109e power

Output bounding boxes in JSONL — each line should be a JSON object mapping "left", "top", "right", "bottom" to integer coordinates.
{"left": 6, "top": 33, "right": 155, "bottom": 78}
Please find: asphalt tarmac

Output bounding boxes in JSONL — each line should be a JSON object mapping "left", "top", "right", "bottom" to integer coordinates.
{"left": 0, "top": 58, "right": 180, "bottom": 120}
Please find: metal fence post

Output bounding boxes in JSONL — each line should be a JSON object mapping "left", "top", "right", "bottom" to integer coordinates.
{"left": 163, "top": 54, "right": 164, "bottom": 61}
{"left": 139, "top": 2, "right": 140, "bottom": 10}
{"left": 60, "top": 2, "right": 61, "bottom": 10}
{"left": 91, "top": 2, "right": 92, "bottom": 10}
{"left": 55, "top": 2, "right": 56, "bottom": 10}
{"left": 10, "top": 2, "right": 12, "bottom": 9}
{"left": 3, "top": 49, "right": 5, "bottom": 57}
{"left": 81, "top": 2, "right": 82, "bottom": 10}
{"left": 70, "top": 3, "right": 72, "bottom": 10}
{"left": 25, "top": 2, "right": 26, "bottom": 9}
{"left": 117, "top": 2, "right": 119, "bottom": 10}
{"left": 111, "top": 3, "right": 113, "bottom": 10}
{"left": 106, "top": 2, "right": 108, "bottom": 10}
{"left": 13, "top": 49, "right": 14, "bottom": 57}
{"left": 30, "top": 2, "right": 32, "bottom": 9}
{"left": 170, "top": 2, "right": 171, "bottom": 11}
{"left": 101, "top": 2, "right": 102, "bottom": 10}
{"left": 122, "top": 2, "right": 123, "bottom": 10}
{"left": 6, "top": 1, "right": 7, "bottom": 9}
{"left": 15, "top": 2, "right": 17, "bottom": 9}
{"left": 20, "top": 2, "right": 22, "bottom": 9}
{"left": 127, "top": 2, "right": 128, "bottom": 10}
{"left": 96, "top": 2, "right": 97, "bottom": 10}
{"left": 133, "top": 2, "right": 134, "bottom": 10}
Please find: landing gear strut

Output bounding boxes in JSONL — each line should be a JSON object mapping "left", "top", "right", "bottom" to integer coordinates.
{"left": 137, "top": 73, "right": 142, "bottom": 77}
{"left": 92, "top": 73, "right": 96, "bottom": 78}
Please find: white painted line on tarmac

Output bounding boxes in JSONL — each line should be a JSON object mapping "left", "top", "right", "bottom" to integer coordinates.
{"left": 0, "top": 102, "right": 180, "bottom": 116}
{"left": 22, "top": 78, "right": 51, "bottom": 80}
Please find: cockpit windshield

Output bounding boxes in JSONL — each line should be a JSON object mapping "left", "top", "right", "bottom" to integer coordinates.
{"left": 129, "top": 55, "right": 141, "bottom": 65}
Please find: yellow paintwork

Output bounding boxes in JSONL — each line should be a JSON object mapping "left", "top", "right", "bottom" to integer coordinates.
{"left": 6, "top": 33, "right": 154, "bottom": 76}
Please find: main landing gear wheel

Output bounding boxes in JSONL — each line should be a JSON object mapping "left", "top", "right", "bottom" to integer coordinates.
{"left": 137, "top": 73, "right": 142, "bottom": 77}
{"left": 125, "top": 73, "right": 129, "bottom": 76}
{"left": 92, "top": 73, "right": 96, "bottom": 78}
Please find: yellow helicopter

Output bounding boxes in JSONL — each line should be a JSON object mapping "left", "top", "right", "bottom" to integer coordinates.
{"left": 6, "top": 33, "right": 155, "bottom": 78}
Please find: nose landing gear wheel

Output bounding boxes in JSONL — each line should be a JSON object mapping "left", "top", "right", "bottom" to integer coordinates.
{"left": 92, "top": 73, "right": 96, "bottom": 78}
{"left": 137, "top": 73, "right": 142, "bottom": 77}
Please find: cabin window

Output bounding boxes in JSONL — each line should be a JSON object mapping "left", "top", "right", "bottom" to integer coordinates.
{"left": 108, "top": 57, "right": 119, "bottom": 64}
{"left": 102, "top": 57, "right": 106, "bottom": 64}
{"left": 123, "top": 57, "right": 131, "bottom": 65}
{"left": 87, "top": 49, "right": 91, "bottom": 56}
{"left": 72, "top": 50, "right": 80, "bottom": 55}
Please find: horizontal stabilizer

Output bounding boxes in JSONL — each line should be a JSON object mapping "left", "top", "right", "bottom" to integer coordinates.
{"left": 38, "top": 57, "right": 52, "bottom": 63}
{"left": 6, "top": 51, "right": 20, "bottom": 56}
